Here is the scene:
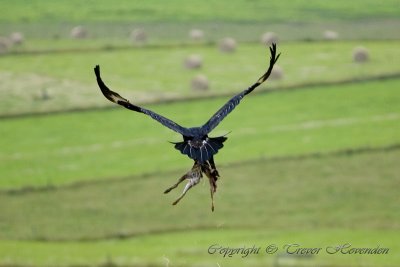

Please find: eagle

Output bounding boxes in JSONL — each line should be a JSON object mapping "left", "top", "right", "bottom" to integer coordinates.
{"left": 94, "top": 43, "right": 280, "bottom": 211}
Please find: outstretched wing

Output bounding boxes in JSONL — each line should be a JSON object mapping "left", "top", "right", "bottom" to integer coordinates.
{"left": 94, "top": 65, "right": 192, "bottom": 136}
{"left": 200, "top": 43, "right": 280, "bottom": 134}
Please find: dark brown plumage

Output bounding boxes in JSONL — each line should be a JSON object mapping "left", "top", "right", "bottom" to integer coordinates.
{"left": 94, "top": 44, "right": 280, "bottom": 210}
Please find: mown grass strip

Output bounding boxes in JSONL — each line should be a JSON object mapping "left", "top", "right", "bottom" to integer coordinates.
{"left": 3, "top": 142, "right": 399, "bottom": 195}
{"left": 2, "top": 0, "right": 399, "bottom": 23}
{"left": 1, "top": 78, "right": 399, "bottom": 190}
{"left": 0, "top": 229, "right": 398, "bottom": 267}
{"left": 1, "top": 72, "right": 399, "bottom": 120}
{"left": 1, "top": 41, "right": 400, "bottom": 116}
{"left": 0, "top": 148, "right": 398, "bottom": 241}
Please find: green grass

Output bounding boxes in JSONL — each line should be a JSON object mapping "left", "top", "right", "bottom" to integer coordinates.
{"left": 1, "top": 2, "right": 398, "bottom": 267}
{"left": 2, "top": 19, "right": 400, "bottom": 45}
{"left": 1, "top": 0, "right": 400, "bottom": 56}
{"left": 2, "top": 0, "right": 399, "bottom": 24}
{"left": 1, "top": 1, "right": 399, "bottom": 48}
{"left": 0, "top": 229, "right": 398, "bottom": 267}
{"left": 1, "top": 41, "right": 400, "bottom": 116}
{"left": 1, "top": 78, "right": 400, "bottom": 190}
{"left": 0, "top": 149, "right": 399, "bottom": 265}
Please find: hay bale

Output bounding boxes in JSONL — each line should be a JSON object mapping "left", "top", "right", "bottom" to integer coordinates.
{"left": 70, "top": 26, "right": 88, "bottom": 39}
{"left": 130, "top": 28, "right": 147, "bottom": 45}
{"left": 40, "top": 88, "right": 50, "bottom": 101}
{"left": 184, "top": 54, "right": 203, "bottom": 69}
{"left": 33, "top": 88, "right": 51, "bottom": 101}
{"left": 191, "top": 74, "right": 209, "bottom": 91}
{"left": 10, "top": 32, "right": 24, "bottom": 45}
{"left": 0, "top": 37, "right": 11, "bottom": 54}
{"left": 260, "top": 32, "right": 278, "bottom": 45}
{"left": 270, "top": 65, "right": 284, "bottom": 80}
{"left": 353, "top": 46, "right": 369, "bottom": 63}
{"left": 323, "top": 30, "right": 338, "bottom": 41}
{"left": 189, "top": 29, "right": 204, "bottom": 41}
{"left": 219, "top": 37, "right": 236, "bottom": 53}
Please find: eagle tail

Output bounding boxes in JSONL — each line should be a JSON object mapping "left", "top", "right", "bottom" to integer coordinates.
{"left": 172, "top": 136, "right": 227, "bottom": 163}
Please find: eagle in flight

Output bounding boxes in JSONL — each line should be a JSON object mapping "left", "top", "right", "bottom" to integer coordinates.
{"left": 94, "top": 44, "right": 280, "bottom": 211}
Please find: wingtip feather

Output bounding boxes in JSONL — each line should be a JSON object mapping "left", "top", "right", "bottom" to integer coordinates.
{"left": 94, "top": 65, "right": 100, "bottom": 77}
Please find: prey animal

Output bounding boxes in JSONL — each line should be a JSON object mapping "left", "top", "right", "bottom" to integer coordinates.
{"left": 94, "top": 43, "right": 280, "bottom": 211}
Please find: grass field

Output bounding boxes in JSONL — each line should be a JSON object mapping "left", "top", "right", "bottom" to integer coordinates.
{"left": 1, "top": 148, "right": 399, "bottom": 240}
{"left": 2, "top": 20, "right": 400, "bottom": 54}
{"left": 1, "top": 0, "right": 399, "bottom": 52}
{"left": 1, "top": 78, "right": 400, "bottom": 190}
{"left": 2, "top": 0, "right": 399, "bottom": 23}
{"left": 1, "top": 41, "right": 400, "bottom": 116}
{"left": 0, "top": 149, "right": 399, "bottom": 266}
{"left": 0, "top": 230, "right": 398, "bottom": 267}
{"left": 1, "top": 1, "right": 399, "bottom": 267}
